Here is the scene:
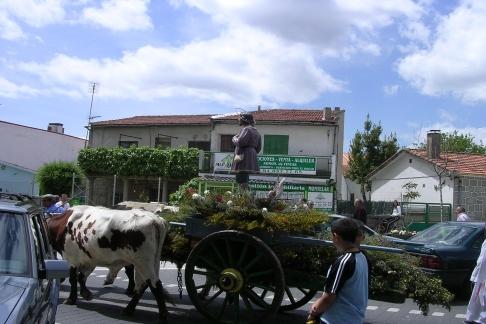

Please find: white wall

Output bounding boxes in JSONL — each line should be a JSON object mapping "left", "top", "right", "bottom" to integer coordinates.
{"left": 210, "top": 123, "right": 337, "bottom": 156}
{"left": 341, "top": 175, "right": 363, "bottom": 201}
{"left": 0, "top": 121, "right": 86, "bottom": 171}
{"left": 90, "top": 125, "right": 211, "bottom": 148}
{"left": 370, "top": 151, "right": 454, "bottom": 204}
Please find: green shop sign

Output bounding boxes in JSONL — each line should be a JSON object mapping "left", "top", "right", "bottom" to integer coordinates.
{"left": 249, "top": 183, "right": 333, "bottom": 211}
{"left": 213, "top": 153, "right": 316, "bottom": 175}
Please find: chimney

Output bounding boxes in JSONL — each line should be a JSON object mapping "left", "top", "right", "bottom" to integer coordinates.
{"left": 324, "top": 107, "right": 332, "bottom": 120}
{"left": 47, "top": 123, "right": 64, "bottom": 134}
{"left": 427, "top": 130, "right": 441, "bottom": 159}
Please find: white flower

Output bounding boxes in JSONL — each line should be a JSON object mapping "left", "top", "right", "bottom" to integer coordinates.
{"left": 225, "top": 191, "right": 233, "bottom": 196}
{"left": 302, "top": 203, "right": 308, "bottom": 209}
{"left": 293, "top": 205, "right": 298, "bottom": 210}
{"left": 387, "top": 270, "right": 397, "bottom": 274}
{"left": 204, "top": 190, "right": 210, "bottom": 195}
{"left": 390, "top": 229, "right": 399, "bottom": 234}
{"left": 192, "top": 193, "right": 203, "bottom": 200}
{"left": 227, "top": 200, "right": 233, "bottom": 207}
{"left": 262, "top": 208, "right": 268, "bottom": 213}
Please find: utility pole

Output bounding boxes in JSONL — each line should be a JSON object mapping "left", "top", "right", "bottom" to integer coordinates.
{"left": 85, "top": 82, "right": 98, "bottom": 148}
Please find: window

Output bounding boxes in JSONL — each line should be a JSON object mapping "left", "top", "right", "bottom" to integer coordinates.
{"left": 119, "top": 141, "right": 138, "bottom": 148}
{"left": 220, "top": 135, "right": 235, "bottom": 152}
{"left": 0, "top": 213, "right": 29, "bottom": 275}
{"left": 155, "top": 137, "right": 171, "bottom": 149}
{"left": 263, "top": 135, "right": 289, "bottom": 155}
{"left": 188, "top": 141, "right": 210, "bottom": 151}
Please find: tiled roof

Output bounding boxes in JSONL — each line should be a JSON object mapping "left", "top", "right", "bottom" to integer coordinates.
{"left": 407, "top": 149, "right": 486, "bottom": 176}
{"left": 212, "top": 109, "right": 338, "bottom": 123}
{"left": 92, "top": 115, "right": 212, "bottom": 126}
{"left": 92, "top": 109, "right": 341, "bottom": 127}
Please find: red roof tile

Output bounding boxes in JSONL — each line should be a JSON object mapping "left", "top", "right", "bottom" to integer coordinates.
{"left": 92, "top": 114, "right": 212, "bottom": 126}
{"left": 91, "top": 109, "right": 341, "bottom": 127}
{"left": 212, "top": 109, "right": 338, "bottom": 123}
{"left": 408, "top": 149, "right": 486, "bottom": 176}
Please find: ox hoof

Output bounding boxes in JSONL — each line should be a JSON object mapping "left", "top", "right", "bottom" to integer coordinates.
{"left": 81, "top": 290, "right": 93, "bottom": 301}
{"left": 122, "top": 306, "right": 135, "bottom": 316}
{"left": 63, "top": 298, "right": 77, "bottom": 305}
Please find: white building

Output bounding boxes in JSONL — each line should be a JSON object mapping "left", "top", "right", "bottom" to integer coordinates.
{"left": 88, "top": 108, "right": 345, "bottom": 208}
{"left": 368, "top": 131, "right": 486, "bottom": 220}
{"left": 0, "top": 120, "right": 86, "bottom": 195}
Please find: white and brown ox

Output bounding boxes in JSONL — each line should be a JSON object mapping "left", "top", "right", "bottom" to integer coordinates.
{"left": 47, "top": 205, "right": 169, "bottom": 322}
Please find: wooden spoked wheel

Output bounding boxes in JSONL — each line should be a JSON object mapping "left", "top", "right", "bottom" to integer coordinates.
{"left": 185, "top": 230, "right": 285, "bottom": 324}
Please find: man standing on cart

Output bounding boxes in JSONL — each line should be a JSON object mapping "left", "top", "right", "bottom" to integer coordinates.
{"left": 232, "top": 113, "right": 262, "bottom": 191}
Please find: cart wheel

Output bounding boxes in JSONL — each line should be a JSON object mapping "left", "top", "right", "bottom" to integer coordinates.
{"left": 279, "top": 286, "right": 318, "bottom": 311}
{"left": 185, "top": 230, "right": 285, "bottom": 324}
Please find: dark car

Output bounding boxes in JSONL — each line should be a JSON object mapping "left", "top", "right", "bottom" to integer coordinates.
{"left": 405, "top": 221, "right": 484, "bottom": 294}
{"left": 0, "top": 194, "right": 69, "bottom": 324}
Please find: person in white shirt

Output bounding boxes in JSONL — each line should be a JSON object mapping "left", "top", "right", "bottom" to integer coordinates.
{"left": 466, "top": 237, "right": 486, "bottom": 323}
{"left": 456, "top": 206, "right": 471, "bottom": 222}
{"left": 391, "top": 200, "right": 402, "bottom": 216}
{"left": 55, "top": 193, "right": 71, "bottom": 209}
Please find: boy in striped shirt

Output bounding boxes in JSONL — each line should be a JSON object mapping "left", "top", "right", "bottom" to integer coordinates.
{"left": 309, "top": 218, "right": 369, "bottom": 324}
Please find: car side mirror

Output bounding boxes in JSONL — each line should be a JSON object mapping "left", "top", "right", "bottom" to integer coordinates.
{"left": 41, "top": 259, "right": 70, "bottom": 280}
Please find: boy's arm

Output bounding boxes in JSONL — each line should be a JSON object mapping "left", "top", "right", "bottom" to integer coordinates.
{"left": 309, "top": 292, "right": 336, "bottom": 317}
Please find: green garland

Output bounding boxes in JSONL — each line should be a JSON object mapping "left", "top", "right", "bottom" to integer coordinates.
{"left": 78, "top": 146, "right": 199, "bottom": 178}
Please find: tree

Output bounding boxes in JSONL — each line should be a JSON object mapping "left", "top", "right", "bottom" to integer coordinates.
{"left": 348, "top": 115, "right": 399, "bottom": 201}
{"left": 419, "top": 131, "right": 486, "bottom": 154}
{"left": 36, "top": 161, "right": 83, "bottom": 195}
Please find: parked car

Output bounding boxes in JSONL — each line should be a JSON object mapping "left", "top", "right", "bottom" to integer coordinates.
{"left": 0, "top": 193, "right": 70, "bottom": 324}
{"left": 405, "top": 221, "right": 485, "bottom": 294}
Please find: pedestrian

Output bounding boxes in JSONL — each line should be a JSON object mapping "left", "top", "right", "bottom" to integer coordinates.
{"left": 55, "top": 193, "right": 71, "bottom": 209}
{"left": 391, "top": 200, "right": 401, "bottom": 216}
{"left": 465, "top": 236, "right": 486, "bottom": 323}
{"left": 456, "top": 206, "right": 471, "bottom": 222}
{"left": 308, "top": 218, "right": 369, "bottom": 324}
{"left": 353, "top": 199, "right": 367, "bottom": 225}
{"left": 42, "top": 194, "right": 65, "bottom": 216}
{"left": 231, "top": 113, "right": 262, "bottom": 191}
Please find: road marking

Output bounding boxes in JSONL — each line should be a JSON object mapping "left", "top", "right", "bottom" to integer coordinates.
{"left": 366, "top": 306, "right": 378, "bottom": 310}
{"left": 96, "top": 275, "right": 106, "bottom": 278}
{"left": 165, "top": 284, "right": 178, "bottom": 288}
{"left": 455, "top": 314, "right": 466, "bottom": 319}
{"left": 409, "top": 310, "right": 421, "bottom": 314}
{"left": 386, "top": 308, "right": 400, "bottom": 312}
{"left": 431, "top": 312, "right": 444, "bottom": 317}
{"left": 122, "top": 279, "right": 129, "bottom": 282}
{"left": 264, "top": 294, "right": 274, "bottom": 300}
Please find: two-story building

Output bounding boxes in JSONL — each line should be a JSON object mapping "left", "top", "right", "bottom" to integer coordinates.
{"left": 0, "top": 121, "right": 86, "bottom": 195}
{"left": 88, "top": 107, "right": 345, "bottom": 208}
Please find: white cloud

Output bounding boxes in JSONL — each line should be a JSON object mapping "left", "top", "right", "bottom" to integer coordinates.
{"left": 0, "top": 0, "right": 65, "bottom": 40}
{"left": 18, "top": 27, "right": 343, "bottom": 104}
{"left": 0, "top": 77, "right": 39, "bottom": 98}
{"left": 398, "top": 0, "right": 486, "bottom": 103}
{"left": 176, "top": 0, "right": 422, "bottom": 56}
{"left": 384, "top": 84, "right": 399, "bottom": 95}
{"left": 81, "top": 0, "right": 152, "bottom": 31}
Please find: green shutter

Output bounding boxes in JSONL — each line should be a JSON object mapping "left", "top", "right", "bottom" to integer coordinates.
{"left": 263, "top": 135, "right": 289, "bottom": 155}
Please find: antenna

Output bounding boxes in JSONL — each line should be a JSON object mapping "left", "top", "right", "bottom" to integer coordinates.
{"left": 84, "top": 82, "right": 98, "bottom": 148}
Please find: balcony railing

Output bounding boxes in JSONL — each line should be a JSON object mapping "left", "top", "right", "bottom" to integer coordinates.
{"left": 199, "top": 152, "right": 333, "bottom": 178}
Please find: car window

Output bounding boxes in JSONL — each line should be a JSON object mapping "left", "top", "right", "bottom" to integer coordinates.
{"left": 409, "top": 224, "right": 477, "bottom": 245}
{"left": 32, "top": 214, "right": 54, "bottom": 259}
{"left": 30, "top": 217, "right": 46, "bottom": 272}
{"left": 0, "top": 212, "right": 29, "bottom": 275}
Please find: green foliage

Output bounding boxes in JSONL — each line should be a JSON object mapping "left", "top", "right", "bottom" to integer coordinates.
{"left": 169, "top": 178, "right": 200, "bottom": 204}
{"left": 77, "top": 146, "right": 199, "bottom": 178}
{"left": 348, "top": 115, "right": 399, "bottom": 200}
{"left": 419, "top": 130, "right": 486, "bottom": 154}
{"left": 161, "top": 228, "right": 191, "bottom": 267}
{"left": 35, "top": 161, "right": 82, "bottom": 195}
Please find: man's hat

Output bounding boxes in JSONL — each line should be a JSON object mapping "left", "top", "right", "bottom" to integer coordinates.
{"left": 42, "top": 194, "right": 58, "bottom": 200}
{"left": 239, "top": 113, "right": 255, "bottom": 125}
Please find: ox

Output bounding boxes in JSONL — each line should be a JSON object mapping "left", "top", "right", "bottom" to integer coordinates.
{"left": 47, "top": 205, "right": 169, "bottom": 322}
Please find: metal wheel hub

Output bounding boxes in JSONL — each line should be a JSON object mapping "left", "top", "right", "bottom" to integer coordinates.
{"left": 219, "top": 268, "right": 244, "bottom": 293}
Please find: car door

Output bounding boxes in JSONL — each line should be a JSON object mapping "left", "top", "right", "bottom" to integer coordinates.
{"left": 29, "top": 213, "right": 53, "bottom": 323}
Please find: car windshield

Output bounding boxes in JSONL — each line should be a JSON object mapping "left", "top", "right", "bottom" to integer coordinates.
{"left": 409, "top": 223, "right": 477, "bottom": 245}
{"left": 0, "top": 212, "right": 29, "bottom": 275}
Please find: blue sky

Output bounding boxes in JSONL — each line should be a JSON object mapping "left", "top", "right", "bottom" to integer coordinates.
{"left": 1, "top": 0, "right": 486, "bottom": 151}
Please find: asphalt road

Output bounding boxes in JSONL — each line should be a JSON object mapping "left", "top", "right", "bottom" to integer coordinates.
{"left": 55, "top": 263, "right": 469, "bottom": 324}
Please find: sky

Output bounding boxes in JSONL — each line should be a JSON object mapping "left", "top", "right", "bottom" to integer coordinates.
{"left": 1, "top": 0, "right": 486, "bottom": 151}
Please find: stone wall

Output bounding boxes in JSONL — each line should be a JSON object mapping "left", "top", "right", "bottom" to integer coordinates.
{"left": 454, "top": 176, "right": 486, "bottom": 221}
